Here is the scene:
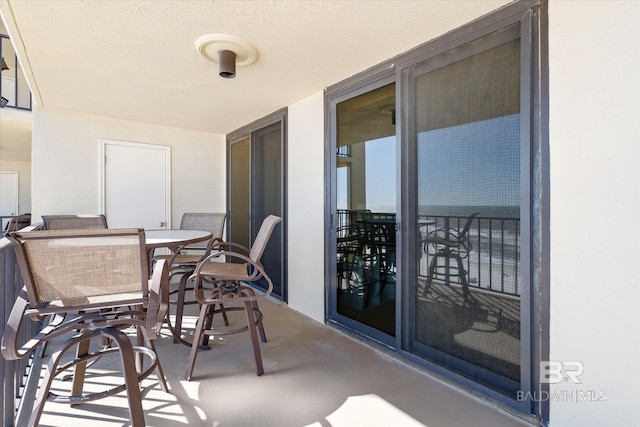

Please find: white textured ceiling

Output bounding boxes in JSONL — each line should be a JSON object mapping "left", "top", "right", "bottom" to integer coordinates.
{"left": 0, "top": 0, "right": 509, "bottom": 136}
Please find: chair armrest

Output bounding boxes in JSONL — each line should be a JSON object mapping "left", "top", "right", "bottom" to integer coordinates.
{"left": 146, "top": 259, "right": 169, "bottom": 340}
{"left": 1, "top": 287, "right": 48, "bottom": 360}
{"left": 210, "top": 241, "right": 250, "bottom": 255}
{"left": 425, "top": 228, "right": 461, "bottom": 245}
{"left": 192, "top": 250, "right": 273, "bottom": 299}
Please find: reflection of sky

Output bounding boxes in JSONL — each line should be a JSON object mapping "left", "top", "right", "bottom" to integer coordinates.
{"left": 418, "top": 114, "right": 520, "bottom": 208}
{"left": 366, "top": 136, "right": 396, "bottom": 211}
{"left": 337, "top": 114, "right": 519, "bottom": 213}
{"left": 336, "top": 136, "right": 397, "bottom": 212}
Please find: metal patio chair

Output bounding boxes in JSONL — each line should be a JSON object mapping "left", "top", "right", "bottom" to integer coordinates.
{"left": 153, "top": 212, "right": 227, "bottom": 345}
{"left": 41, "top": 214, "right": 108, "bottom": 230}
{"left": 185, "top": 214, "right": 281, "bottom": 379}
{"left": 2, "top": 228, "right": 169, "bottom": 427}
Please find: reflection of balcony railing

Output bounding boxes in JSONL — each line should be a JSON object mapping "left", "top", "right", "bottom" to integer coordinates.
{"left": 419, "top": 214, "right": 520, "bottom": 297}
{"left": 336, "top": 210, "right": 520, "bottom": 298}
{"left": 1, "top": 33, "right": 32, "bottom": 111}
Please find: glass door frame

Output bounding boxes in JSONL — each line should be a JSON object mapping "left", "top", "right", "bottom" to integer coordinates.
{"left": 399, "top": 19, "right": 532, "bottom": 412}
{"left": 227, "top": 108, "right": 288, "bottom": 302}
{"left": 326, "top": 71, "right": 397, "bottom": 348}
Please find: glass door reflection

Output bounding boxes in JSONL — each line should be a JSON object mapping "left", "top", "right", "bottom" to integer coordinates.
{"left": 335, "top": 83, "right": 396, "bottom": 336}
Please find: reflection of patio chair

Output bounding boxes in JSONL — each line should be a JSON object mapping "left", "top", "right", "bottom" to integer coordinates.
{"left": 360, "top": 214, "right": 396, "bottom": 284}
{"left": 423, "top": 213, "right": 479, "bottom": 301}
{"left": 337, "top": 224, "right": 363, "bottom": 281}
{"left": 3, "top": 228, "right": 169, "bottom": 427}
{"left": 185, "top": 215, "right": 281, "bottom": 379}
{"left": 153, "top": 212, "right": 227, "bottom": 345}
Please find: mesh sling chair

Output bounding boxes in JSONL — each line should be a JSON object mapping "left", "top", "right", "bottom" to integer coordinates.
{"left": 153, "top": 213, "right": 227, "bottom": 345}
{"left": 42, "top": 214, "right": 109, "bottom": 230}
{"left": 2, "top": 228, "right": 170, "bottom": 427}
{"left": 423, "top": 212, "right": 479, "bottom": 302}
{"left": 185, "top": 215, "right": 281, "bottom": 380}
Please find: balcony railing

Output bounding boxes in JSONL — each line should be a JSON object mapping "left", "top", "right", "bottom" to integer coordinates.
{"left": 1, "top": 235, "right": 38, "bottom": 425}
{"left": 1, "top": 33, "right": 32, "bottom": 111}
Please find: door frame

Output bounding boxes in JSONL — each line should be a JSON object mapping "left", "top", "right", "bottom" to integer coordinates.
{"left": 0, "top": 170, "right": 19, "bottom": 230}
{"left": 325, "top": 73, "right": 397, "bottom": 348}
{"left": 227, "top": 109, "right": 288, "bottom": 302}
{"left": 325, "top": 0, "right": 547, "bottom": 419}
{"left": 98, "top": 139, "right": 171, "bottom": 228}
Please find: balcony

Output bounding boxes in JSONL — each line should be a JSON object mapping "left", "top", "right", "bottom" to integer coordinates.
{"left": 1, "top": 32, "right": 32, "bottom": 111}
{"left": 1, "top": 231, "right": 533, "bottom": 427}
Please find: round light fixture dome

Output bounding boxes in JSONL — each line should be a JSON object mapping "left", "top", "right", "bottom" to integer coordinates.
{"left": 195, "top": 34, "right": 258, "bottom": 66}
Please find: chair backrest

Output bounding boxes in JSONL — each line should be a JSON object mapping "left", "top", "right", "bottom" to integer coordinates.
{"left": 459, "top": 212, "right": 480, "bottom": 239}
{"left": 180, "top": 213, "right": 227, "bottom": 248}
{"left": 3, "top": 213, "right": 31, "bottom": 233}
{"left": 8, "top": 228, "right": 148, "bottom": 312}
{"left": 249, "top": 215, "right": 282, "bottom": 263}
{"left": 42, "top": 214, "right": 108, "bottom": 230}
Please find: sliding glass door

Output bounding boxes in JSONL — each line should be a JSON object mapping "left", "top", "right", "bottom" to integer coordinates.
{"left": 404, "top": 23, "right": 523, "bottom": 397}
{"left": 330, "top": 80, "right": 397, "bottom": 344}
{"left": 228, "top": 111, "right": 287, "bottom": 301}
{"left": 328, "top": 2, "right": 543, "bottom": 415}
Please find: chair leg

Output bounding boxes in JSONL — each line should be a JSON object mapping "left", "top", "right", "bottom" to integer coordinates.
{"left": 453, "top": 254, "right": 469, "bottom": 301}
{"left": 252, "top": 300, "right": 267, "bottom": 343}
{"left": 244, "top": 301, "right": 264, "bottom": 376}
{"left": 185, "top": 304, "right": 210, "bottom": 381}
{"left": 29, "top": 335, "right": 94, "bottom": 427}
{"left": 425, "top": 252, "right": 441, "bottom": 291}
{"left": 30, "top": 329, "right": 148, "bottom": 427}
{"left": 101, "top": 327, "right": 146, "bottom": 427}
{"left": 173, "top": 273, "right": 189, "bottom": 342}
{"left": 70, "top": 336, "right": 90, "bottom": 405}
{"left": 144, "top": 336, "right": 170, "bottom": 393}
{"left": 201, "top": 303, "right": 216, "bottom": 346}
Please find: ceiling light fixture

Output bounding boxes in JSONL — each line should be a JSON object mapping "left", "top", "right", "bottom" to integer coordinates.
{"left": 218, "top": 50, "right": 237, "bottom": 78}
{"left": 1, "top": 57, "right": 8, "bottom": 71}
{"left": 195, "top": 34, "right": 258, "bottom": 79}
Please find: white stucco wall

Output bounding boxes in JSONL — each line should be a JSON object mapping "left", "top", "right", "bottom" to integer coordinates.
{"left": 287, "top": 91, "right": 326, "bottom": 323}
{"left": 548, "top": 1, "right": 639, "bottom": 425}
{"left": 31, "top": 106, "right": 226, "bottom": 225}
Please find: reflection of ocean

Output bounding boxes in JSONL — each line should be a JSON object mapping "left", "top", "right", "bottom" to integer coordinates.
{"left": 419, "top": 205, "right": 519, "bottom": 219}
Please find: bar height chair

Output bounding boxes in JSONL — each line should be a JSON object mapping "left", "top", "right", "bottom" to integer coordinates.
{"left": 185, "top": 215, "right": 281, "bottom": 379}
{"left": 41, "top": 214, "right": 109, "bottom": 230}
{"left": 2, "top": 228, "right": 170, "bottom": 427}
{"left": 153, "top": 212, "right": 227, "bottom": 345}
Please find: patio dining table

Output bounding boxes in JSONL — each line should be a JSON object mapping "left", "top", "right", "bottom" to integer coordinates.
{"left": 145, "top": 228, "right": 213, "bottom": 254}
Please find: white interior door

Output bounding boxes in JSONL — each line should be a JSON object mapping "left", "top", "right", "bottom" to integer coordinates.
{"left": 100, "top": 140, "right": 171, "bottom": 229}
{"left": 0, "top": 171, "right": 19, "bottom": 230}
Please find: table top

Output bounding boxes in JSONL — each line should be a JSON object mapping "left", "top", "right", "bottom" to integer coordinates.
{"left": 145, "top": 229, "right": 212, "bottom": 249}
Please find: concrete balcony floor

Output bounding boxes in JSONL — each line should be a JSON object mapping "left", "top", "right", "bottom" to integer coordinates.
{"left": 33, "top": 298, "right": 534, "bottom": 427}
